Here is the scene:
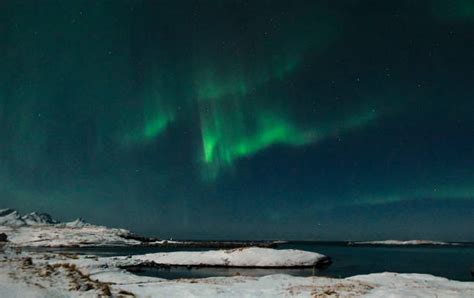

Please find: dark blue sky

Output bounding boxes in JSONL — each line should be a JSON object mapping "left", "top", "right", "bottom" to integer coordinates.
{"left": 0, "top": 0, "right": 473, "bottom": 240}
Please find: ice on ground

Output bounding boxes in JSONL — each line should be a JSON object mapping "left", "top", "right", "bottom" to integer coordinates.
{"left": 115, "top": 247, "right": 330, "bottom": 268}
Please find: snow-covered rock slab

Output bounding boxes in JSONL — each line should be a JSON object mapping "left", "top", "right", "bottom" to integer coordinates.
{"left": 349, "top": 272, "right": 474, "bottom": 297}
{"left": 118, "top": 247, "right": 331, "bottom": 268}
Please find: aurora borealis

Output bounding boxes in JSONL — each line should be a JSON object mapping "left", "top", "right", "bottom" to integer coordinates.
{"left": 0, "top": 0, "right": 473, "bottom": 240}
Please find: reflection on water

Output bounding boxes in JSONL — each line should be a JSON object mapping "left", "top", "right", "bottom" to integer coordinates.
{"left": 26, "top": 245, "right": 211, "bottom": 256}
{"left": 126, "top": 266, "right": 321, "bottom": 280}
{"left": 280, "top": 242, "right": 474, "bottom": 281}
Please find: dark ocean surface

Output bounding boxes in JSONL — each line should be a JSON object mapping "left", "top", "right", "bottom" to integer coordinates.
{"left": 30, "top": 241, "right": 474, "bottom": 281}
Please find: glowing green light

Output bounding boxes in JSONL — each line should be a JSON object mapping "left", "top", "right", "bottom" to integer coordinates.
{"left": 119, "top": 93, "right": 175, "bottom": 146}
{"left": 199, "top": 99, "right": 378, "bottom": 179}
{"left": 143, "top": 113, "right": 174, "bottom": 139}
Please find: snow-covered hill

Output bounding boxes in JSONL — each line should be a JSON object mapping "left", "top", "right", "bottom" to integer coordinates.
{"left": 0, "top": 208, "right": 142, "bottom": 247}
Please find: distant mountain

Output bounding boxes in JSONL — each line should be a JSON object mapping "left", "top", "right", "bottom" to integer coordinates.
{"left": 0, "top": 208, "right": 84, "bottom": 228}
{"left": 21, "top": 211, "right": 58, "bottom": 225}
{"left": 0, "top": 209, "right": 29, "bottom": 226}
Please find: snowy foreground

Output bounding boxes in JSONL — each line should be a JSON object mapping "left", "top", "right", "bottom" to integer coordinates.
{"left": 1, "top": 247, "right": 474, "bottom": 297}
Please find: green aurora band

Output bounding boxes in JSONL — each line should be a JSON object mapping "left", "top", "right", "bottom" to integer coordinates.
{"left": 198, "top": 96, "right": 379, "bottom": 179}
{"left": 118, "top": 2, "right": 362, "bottom": 179}
{"left": 190, "top": 5, "right": 349, "bottom": 178}
{"left": 120, "top": 93, "right": 176, "bottom": 146}
{"left": 11, "top": 0, "right": 460, "bottom": 181}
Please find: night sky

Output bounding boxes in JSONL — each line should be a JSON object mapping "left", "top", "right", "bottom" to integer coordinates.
{"left": 1, "top": 0, "right": 473, "bottom": 240}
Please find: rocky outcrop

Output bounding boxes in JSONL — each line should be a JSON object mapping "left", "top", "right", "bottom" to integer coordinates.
{"left": 0, "top": 209, "right": 25, "bottom": 226}
{"left": 0, "top": 209, "right": 59, "bottom": 227}
{"left": 21, "top": 212, "right": 58, "bottom": 225}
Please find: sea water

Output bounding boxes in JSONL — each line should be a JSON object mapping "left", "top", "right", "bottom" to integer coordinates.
{"left": 31, "top": 242, "right": 474, "bottom": 281}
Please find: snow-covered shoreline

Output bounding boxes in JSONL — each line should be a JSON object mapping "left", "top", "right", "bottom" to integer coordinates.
{"left": 2, "top": 247, "right": 474, "bottom": 297}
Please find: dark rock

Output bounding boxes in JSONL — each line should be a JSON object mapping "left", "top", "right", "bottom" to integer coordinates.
{"left": 315, "top": 256, "right": 332, "bottom": 269}
{"left": 0, "top": 233, "right": 7, "bottom": 242}
{"left": 119, "top": 233, "right": 158, "bottom": 243}
{"left": 0, "top": 209, "right": 16, "bottom": 217}
{"left": 22, "top": 257, "right": 33, "bottom": 266}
